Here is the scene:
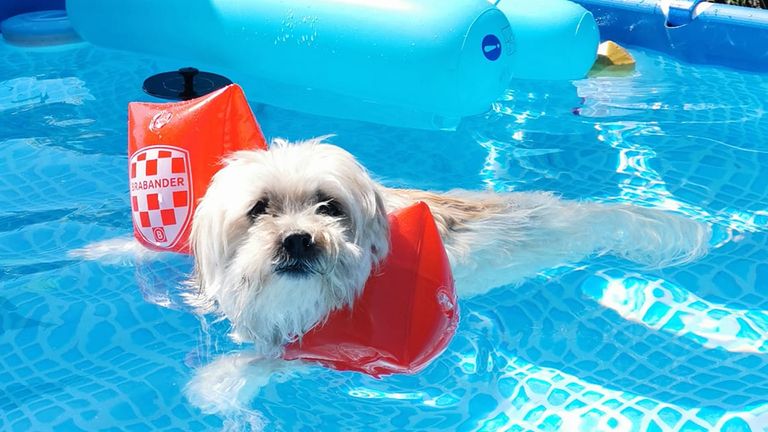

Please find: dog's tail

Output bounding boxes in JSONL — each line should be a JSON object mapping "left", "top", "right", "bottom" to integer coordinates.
{"left": 589, "top": 203, "right": 711, "bottom": 268}
{"left": 440, "top": 192, "right": 711, "bottom": 296}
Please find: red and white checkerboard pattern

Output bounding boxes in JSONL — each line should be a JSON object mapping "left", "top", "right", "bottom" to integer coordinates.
{"left": 129, "top": 146, "right": 192, "bottom": 249}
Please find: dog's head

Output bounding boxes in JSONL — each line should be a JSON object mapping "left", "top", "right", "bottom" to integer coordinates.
{"left": 190, "top": 138, "right": 389, "bottom": 349}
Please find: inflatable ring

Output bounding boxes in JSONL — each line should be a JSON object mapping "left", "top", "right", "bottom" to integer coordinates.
{"left": 1, "top": 10, "right": 81, "bottom": 47}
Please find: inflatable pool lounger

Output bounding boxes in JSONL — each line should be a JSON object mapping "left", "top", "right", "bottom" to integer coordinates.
{"left": 65, "top": 0, "right": 599, "bottom": 130}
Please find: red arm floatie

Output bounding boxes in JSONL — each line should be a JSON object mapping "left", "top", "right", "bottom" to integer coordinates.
{"left": 128, "top": 84, "right": 267, "bottom": 253}
{"left": 284, "top": 202, "right": 459, "bottom": 378}
{"left": 127, "top": 86, "right": 458, "bottom": 376}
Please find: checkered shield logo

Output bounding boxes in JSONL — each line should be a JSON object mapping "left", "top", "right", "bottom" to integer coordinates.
{"left": 129, "top": 145, "right": 193, "bottom": 250}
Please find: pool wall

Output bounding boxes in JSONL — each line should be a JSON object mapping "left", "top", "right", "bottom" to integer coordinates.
{"left": 572, "top": 0, "right": 768, "bottom": 71}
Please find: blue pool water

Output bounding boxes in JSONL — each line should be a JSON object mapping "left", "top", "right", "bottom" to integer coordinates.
{"left": 1, "top": 39, "right": 768, "bottom": 431}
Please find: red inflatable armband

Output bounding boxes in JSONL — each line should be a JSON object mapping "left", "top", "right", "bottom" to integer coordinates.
{"left": 128, "top": 85, "right": 267, "bottom": 253}
{"left": 127, "top": 84, "right": 457, "bottom": 377}
{"left": 284, "top": 202, "right": 459, "bottom": 377}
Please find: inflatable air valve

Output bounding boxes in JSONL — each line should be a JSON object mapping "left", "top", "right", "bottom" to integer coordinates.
{"left": 128, "top": 84, "right": 267, "bottom": 253}
{"left": 127, "top": 84, "right": 458, "bottom": 376}
{"left": 178, "top": 68, "right": 197, "bottom": 100}
{"left": 142, "top": 67, "right": 234, "bottom": 101}
{"left": 284, "top": 202, "right": 458, "bottom": 377}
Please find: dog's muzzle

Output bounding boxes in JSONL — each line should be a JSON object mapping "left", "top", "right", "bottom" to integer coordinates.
{"left": 275, "top": 232, "right": 320, "bottom": 277}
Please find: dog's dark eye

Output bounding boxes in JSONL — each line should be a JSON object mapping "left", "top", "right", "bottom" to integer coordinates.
{"left": 317, "top": 198, "right": 344, "bottom": 217}
{"left": 248, "top": 199, "right": 269, "bottom": 220}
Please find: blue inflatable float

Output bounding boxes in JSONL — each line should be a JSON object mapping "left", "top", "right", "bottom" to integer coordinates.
{"left": 1, "top": 10, "right": 80, "bottom": 47}
{"left": 0, "top": 0, "right": 64, "bottom": 25}
{"left": 495, "top": 0, "right": 599, "bottom": 80}
{"left": 66, "top": 0, "right": 599, "bottom": 129}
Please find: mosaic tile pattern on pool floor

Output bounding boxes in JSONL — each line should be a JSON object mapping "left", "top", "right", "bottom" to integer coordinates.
{"left": 1, "top": 43, "right": 767, "bottom": 431}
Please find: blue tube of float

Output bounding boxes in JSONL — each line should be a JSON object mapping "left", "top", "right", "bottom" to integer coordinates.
{"left": 66, "top": 0, "right": 598, "bottom": 129}
{"left": 67, "top": 0, "right": 513, "bottom": 129}
{"left": 495, "top": 0, "right": 599, "bottom": 80}
{"left": 1, "top": 10, "right": 81, "bottom": 47}
{"left": 0, "top": 0, "right": 64, "bottom": 25}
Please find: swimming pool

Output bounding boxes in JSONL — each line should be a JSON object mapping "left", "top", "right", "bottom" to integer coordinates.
{"left": 1, "top": 38, "right": 767, "bottom": 432}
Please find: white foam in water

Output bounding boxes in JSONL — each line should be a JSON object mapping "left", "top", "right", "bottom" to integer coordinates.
{"left": 0, "top": 76, "right": 94, "bottom": 112}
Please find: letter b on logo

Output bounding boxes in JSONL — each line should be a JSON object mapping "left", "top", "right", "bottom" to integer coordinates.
{"left": 153, "top": 227, "right": 167, "bottom": 242}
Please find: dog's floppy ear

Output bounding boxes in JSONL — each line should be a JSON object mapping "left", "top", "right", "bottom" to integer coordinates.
{"left": 311, "top": 140, "right": 390, "bottom": 265}
{"left": 366, "top": 186, "right": 390, "bottom": 264}
{"left": 189, "top": 173, "right": 249, "bottom": 297}
{"left": 190, "top": 195, "right": 225, "bottom": 293}
{"left": 190, "top": 151, "right": 262, "bottom": 293}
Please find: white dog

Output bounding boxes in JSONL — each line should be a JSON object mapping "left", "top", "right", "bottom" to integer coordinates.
{"left": 179, "top": 137, "right": 709, "bottom": 418}
{"left": 72, "top": 137, "right": 710, "bottom": 420}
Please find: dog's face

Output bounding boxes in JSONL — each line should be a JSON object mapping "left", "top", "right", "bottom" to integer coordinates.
{"left": 190, "top": 139, "right": 389, "bottom": 349}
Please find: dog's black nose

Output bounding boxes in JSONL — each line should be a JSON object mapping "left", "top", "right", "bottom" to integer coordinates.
{"left": 282, "top": 232, "right": 317, "bottom": 260}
